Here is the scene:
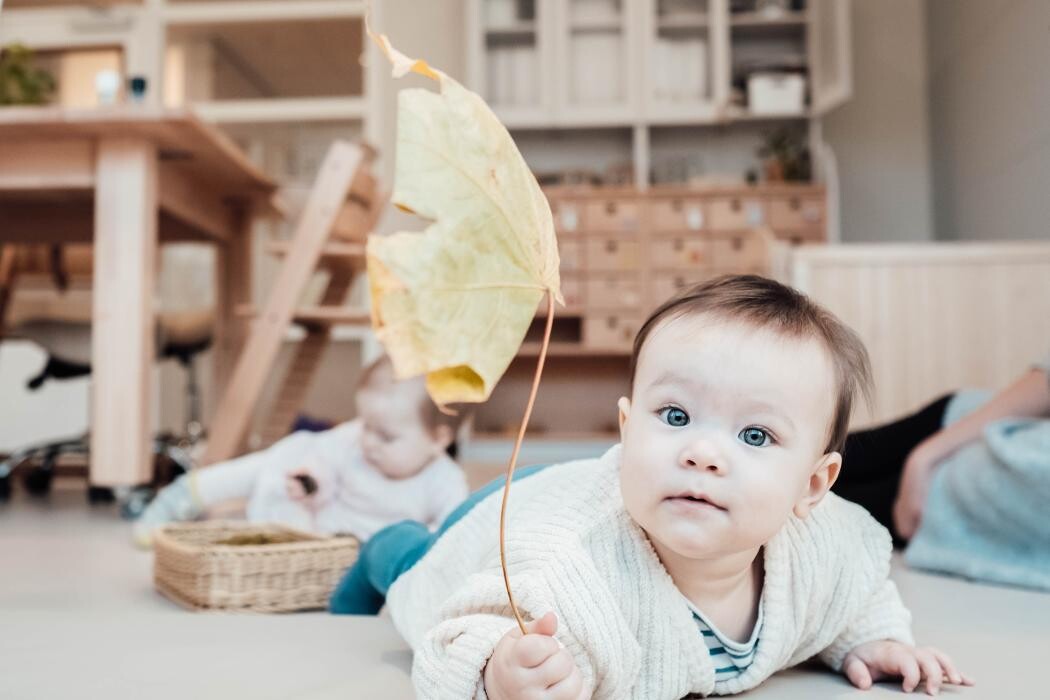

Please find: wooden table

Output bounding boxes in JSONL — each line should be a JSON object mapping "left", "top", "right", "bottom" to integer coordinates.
{"left": 0, "top": 106, "right": 279, "bottom": 486}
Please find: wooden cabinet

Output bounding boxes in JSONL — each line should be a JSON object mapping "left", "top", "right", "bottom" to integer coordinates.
{"left": 534, "top": 183, "right": 818, "bottom": 355}
{"left": 468, "top": 0, "right": 852, "bottom": 189}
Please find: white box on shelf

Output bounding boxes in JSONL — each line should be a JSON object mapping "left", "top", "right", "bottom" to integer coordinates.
{"left": 747, "top": 72, "right": 805, "bottom": 115}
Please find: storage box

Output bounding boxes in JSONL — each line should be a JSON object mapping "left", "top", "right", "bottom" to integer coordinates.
{"left": 153, "top": 521, "right": 359, "bottom": 613}
{"left": 747, "top": 72, "right": 805, "bottom": 115}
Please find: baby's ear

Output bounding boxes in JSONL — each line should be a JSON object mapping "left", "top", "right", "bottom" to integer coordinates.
{"left": 617, "top": 396, "right": 631, "bottom": 440}
{"left": 793, "top": 451, "right": 841, "bottom": 519}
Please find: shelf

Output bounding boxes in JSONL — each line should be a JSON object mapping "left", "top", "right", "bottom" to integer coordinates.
{"left": 722, "top": 105, "right": 810, "bottom": 121}
{"left": 485, "top": 21, "right": 537, "bottom": 37}
{"left": 657, "top": 13, "right": 709, "bottom": 30}
{"left": 235, "top": 304, "right": 371, "bottom": 328}
{"left": 190, "top": 96, "right": 367, "bottom": 124}
{"left": 264, "top": 240, "right": 366, "bottom": 262}
{"left": 162, "top": 0, "right": 366, "bottom": 25}
{"left": 570, "top": 19, "right": 623, "bottom": 32}
{"left": 730, "top": 10, "right": 807, "bottom": 27}
{"left": 730, "top": 10, "right": 807, "bottom": 39}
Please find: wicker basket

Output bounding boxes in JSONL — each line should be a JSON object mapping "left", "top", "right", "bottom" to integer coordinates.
{"left": 153, "top": 521, "right": 359, "bottom": 613}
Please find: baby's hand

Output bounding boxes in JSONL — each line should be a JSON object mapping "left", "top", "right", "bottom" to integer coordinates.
{"left": 483, "top": 612, "right": 586, "bottom": 700}
{"left": 284, "top": 468, "right": 318, "bottom": 502}
{"left": 842, "top": 640, "right": 974, "bottom": 695}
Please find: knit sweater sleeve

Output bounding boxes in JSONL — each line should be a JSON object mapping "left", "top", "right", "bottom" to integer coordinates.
{"left": 816, "top": 578, "right": 915, "bottom": 671}
{"left": 408, "top": 571, "right": 597, "bottom": 700}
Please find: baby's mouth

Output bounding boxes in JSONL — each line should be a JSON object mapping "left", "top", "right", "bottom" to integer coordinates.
{"left": 665, "top": 493, "right": 728, "bottom": 512}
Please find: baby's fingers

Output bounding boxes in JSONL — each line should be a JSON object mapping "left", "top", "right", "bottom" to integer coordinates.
{"left": 843, "top": 654, "right": 873, "bottom": 690}
{"left": 931, "top": 649, "right": 975, "bottom": 687}
{"left": 544, "top": 660, "right": 584, "bottom": 700}
{"left": 514, "top": 633, "right": 561, "bottom": 669}
{"left": 535, "top": 650, "right": 575, "bottom": 688}
{"left": 915, "top": 649, "right": 942, "bottom": 695}
{"left": 895, "top": 651, "right": 922, "bottom": 693}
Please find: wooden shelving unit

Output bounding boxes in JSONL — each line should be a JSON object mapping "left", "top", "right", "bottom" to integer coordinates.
{"left": 467, "top": 0, "right": 852, "bottom": 193}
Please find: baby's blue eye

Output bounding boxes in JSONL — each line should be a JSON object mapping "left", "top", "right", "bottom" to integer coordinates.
{"left": 660, "top": 407, "right": 690, "bottom": 427}
{"left": 739, "top": 427, "right": 772, "bottom": 447}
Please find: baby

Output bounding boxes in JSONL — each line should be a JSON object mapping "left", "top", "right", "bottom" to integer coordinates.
{"left": 133, "top": 355, "right": 469, "bottom": 545}
{"left": 338, "top": 275, "right": 973, "bottom": 698}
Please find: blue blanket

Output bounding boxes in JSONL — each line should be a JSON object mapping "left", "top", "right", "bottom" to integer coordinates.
{"left": 906, "top": 389, "right": 1050, "bottom": 591}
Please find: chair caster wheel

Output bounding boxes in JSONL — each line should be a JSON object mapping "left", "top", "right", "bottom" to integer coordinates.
{"left": 87, "top": 486, "right": 116, "bottom": 504}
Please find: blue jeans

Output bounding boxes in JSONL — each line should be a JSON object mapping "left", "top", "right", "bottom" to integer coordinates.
{"left": 329, "top": 464, "right": 549, "bottom": 614}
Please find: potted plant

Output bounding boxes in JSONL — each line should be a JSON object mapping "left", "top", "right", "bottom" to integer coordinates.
{"left": 0, "top": 43, "right": 56, "bottom": 106}
{"left": 757, "top": 126, "right": 811, "bottom": 182}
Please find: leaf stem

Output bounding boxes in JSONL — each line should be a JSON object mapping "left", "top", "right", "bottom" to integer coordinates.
{"left": 499, "top": 290, "right": 555, "bottom": 635}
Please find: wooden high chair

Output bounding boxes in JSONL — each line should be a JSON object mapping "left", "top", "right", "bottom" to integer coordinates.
{"left": 201, "top": 140, "right": 384, "bottom": 465}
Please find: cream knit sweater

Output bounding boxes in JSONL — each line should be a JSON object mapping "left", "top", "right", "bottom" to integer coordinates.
{"left": 387, "top": 446, "right": 914, "bottom": 699}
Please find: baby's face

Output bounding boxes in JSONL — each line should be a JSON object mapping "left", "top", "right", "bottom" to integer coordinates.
{"left": 357, "top": 378, "right": 445, "bottom": 479}
{"left": 618, "top": 314, "right": 838, "bottom": 562}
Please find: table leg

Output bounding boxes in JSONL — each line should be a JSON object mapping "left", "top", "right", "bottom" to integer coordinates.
{"left": 212, "top": 206, "right": 254, "bottom": 426}
{"left": 90, "top": 138, "right": 157, "bottom": 487}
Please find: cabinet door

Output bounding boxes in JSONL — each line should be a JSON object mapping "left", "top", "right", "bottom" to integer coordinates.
{"left": 808, "top": 0, "right": 852, "bottom": 114}
{"left": 640, "top": 0, "right": 728, "bottom": 123}
{"left": 554, "top": 0, "right": 638, "bottom": 124}
{"left": 470, "top": 0, "right": 556, "bottom": 127}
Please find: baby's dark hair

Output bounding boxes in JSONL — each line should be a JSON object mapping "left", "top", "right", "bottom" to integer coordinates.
{"left": 358, "top": 355, "right": 471, "bottom": 458}
{"left": 630, "top": 275, "right": 872, "bottom": 454}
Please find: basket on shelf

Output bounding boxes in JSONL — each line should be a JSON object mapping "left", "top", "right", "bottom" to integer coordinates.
{"left": 153, "top": 521, "right": 359, "bottom": 613}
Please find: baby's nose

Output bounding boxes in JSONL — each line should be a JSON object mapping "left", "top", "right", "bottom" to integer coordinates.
{"left": 679, "top": 436, "right": 727, "bottom": 473}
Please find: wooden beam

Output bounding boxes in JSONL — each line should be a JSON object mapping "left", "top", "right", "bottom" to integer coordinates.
{"left": 0, "top": 140, "right": 94, "bottom": 191}
{"left": 158, "top": 165, "right": 237, "bottom": 242}
{"left": 90, "top": 138, "right": 158, "bottom": 487}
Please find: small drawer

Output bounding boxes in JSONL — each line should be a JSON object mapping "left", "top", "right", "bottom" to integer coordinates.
{"left": 708, "top": 234, "right": 771, "bottom": 271}
{"left": 650, "top": 272, "right": 711, "bottom": 305}
{"left": 586, "top": 198, "right": 641, "bottom": 232}
{"left": 584, "top": 314, "right": 642, "bottom": 349}
{"left": 551, "top": 199, "right": 584, "bottom": 235}
{"left": 779, "top": 227, "right": 826, "bottom": 245}
{"left": 651, "top": 198, "right": 706, "bottom": 232}
{"left": 586, "top": 274, "right": 643, "bottom": 310}
{"left": 558, "top": 239, "right": 584, "bottom": 272}
{"left": 651, "top": 235, "right": 709, "bottom": 269}
{"left": 586, "top": 235, "right": 642, "bottom": 271}
{"left": 768, "top": 195, "right": 824, "bottom": 230}
{"left": 708, "top": 196, "right": 766, "bottom": 231}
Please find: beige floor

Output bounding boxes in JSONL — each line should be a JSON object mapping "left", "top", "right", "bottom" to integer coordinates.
{"left": 2, "top": 483, "right": 1048, "bottom": 699}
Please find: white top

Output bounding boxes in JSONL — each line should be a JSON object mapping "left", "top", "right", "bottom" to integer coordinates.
{"left": 246, "top": 420, "right": 469, "bottom": 540}
{"left": 387, "top": 445, "right": 913, "bottom": 699}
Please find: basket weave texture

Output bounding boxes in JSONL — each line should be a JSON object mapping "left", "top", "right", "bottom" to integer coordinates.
{"left": 153, "top": 521, "right": 359, "bottom": 613}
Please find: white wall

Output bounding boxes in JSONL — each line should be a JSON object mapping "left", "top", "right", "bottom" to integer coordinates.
{"left": 926, "top": 0, "right": 1050, "bottom": 242}
{"left": 823, "top": 0, "right": 934, "bottom": 243}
